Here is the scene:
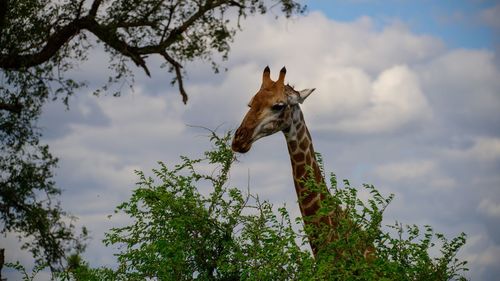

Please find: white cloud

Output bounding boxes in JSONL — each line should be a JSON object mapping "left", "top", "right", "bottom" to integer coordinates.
{"left": 429, "top": 177, "right": 456, "bottom": 189}
{"left": 325, "top": 65, "right": 432, "bottom": 133}
{"left": 46, "top": 89, "right": 189, "bottom": 217}
{"left": 462, "top": 234, "right": 500, "bottom": 279}
{"left": 444, "top": 137, "right": 500, "bottom": 162}
{"left": 419, "top": 49, "right": 500, "bottom": 125}
{"left": 478, "top": 199, "right": 500, "bottom": 218}
{"left": 467, "top": 138, "right": 500, "bottom": 161}
{"left": 186, "top": 62, "right": 265, "bottom": 126}
{"left": 52, "top": 88, "right": 185, "bottom": 157}
{"left": 476, "top": 244, "right": 500, "bottom": 267}
{"left": 481, "top": 4, "right": 500, "bottom": 29}
{"left": 373, "top": 160, "right": 436, "bottom": 182}
{"left": 371, "top": 158, "right": 457, "bottom": 192}
{"left": 472, "top": 138, "right": 500, "bottom": 161}
{"left": 421, "top": 49, "right": 500, "bottom": 93}
{"left": 232, "top": 13, "right": 443, "bottom": 74}
{"left": 229, "top": 13, "right": 438, "bottom": 134}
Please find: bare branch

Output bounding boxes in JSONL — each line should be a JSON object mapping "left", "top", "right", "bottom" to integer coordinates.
{"left": 161, "top": 2, "right": 178, "bottom": 41}
{"left": 89, "top": 0, "right": 103, "bottom": 17}
{"left": 161, "top": 51, "right": 187, "bottom": 104}
{"left": 85, "top": 19, "right": 152, "bottom": 77}
{"left": 75, "top": 0, "right": 85, "bottom": 19}
{"left": 228, "top": 0, "right": 244, "bottom": 9}
{"left": 115, "top": 20, "right": 158, "bottom": 29}
{"left": 162, "top": 0, "right": 226, "bottom": 48}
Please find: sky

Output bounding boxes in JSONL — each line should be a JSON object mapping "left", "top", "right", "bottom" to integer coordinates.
{"left": 2, "top": 0, "right": 500, "bottom": 280}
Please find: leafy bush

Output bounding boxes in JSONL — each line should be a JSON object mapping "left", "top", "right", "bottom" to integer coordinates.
{"left": 298, "top": 161, "right": 468, "bottom": 281}
{"left": 8, "top": 132, "right": 468, "bottom": 280}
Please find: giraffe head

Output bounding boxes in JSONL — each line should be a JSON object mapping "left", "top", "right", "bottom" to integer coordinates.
{"left": 232, "top": 66, "right": 315, "bottom": 153}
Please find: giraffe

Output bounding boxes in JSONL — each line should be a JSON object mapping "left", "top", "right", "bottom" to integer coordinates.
{"left": 232, "top": 66, "right": 373, "bottom": 259}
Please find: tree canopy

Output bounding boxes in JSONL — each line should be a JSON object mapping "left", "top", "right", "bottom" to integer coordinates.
{"left": 0, "top": 0, "right": 305, "bottom": 273}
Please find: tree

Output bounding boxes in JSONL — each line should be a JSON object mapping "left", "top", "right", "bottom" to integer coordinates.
{"left": 56, "top": 132, "right": 467, "bottom": 281}
{"left": 0, "top": 0, "right": 305, "bottom": 273}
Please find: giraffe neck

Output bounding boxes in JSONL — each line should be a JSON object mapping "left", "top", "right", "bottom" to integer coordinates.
{"left": 283, "top": 105, "right": 329, "bottom": 255}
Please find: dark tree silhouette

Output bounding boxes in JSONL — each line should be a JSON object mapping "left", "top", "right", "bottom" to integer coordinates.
{"left": 0, "top": 0, "right": 305, "bottom": 273}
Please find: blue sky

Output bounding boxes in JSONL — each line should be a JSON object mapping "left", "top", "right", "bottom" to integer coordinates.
{"left": 306, "top": 0, "right": 498, "bottom": 49}
{"left": 2, "top": 1, "right": 500, "bottom": 280}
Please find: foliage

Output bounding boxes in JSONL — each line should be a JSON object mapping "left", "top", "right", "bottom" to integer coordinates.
{"left": 299, "top": 164, "right": 468, "bottom": 280}
{"left": 4, "top": 261, "right": 47, "bottom": 281}
{"left": 55, "top": 132, "right": 468, "bottom": 281}
{"left": 0, "top": 0, "right": 305, "bottom": 273}
{"left": 70, "top": 131, "right": 312, "bottom": 280}
{"left": 0, "top": 0, "right": 305, "bottom": 104}
{"left": 0, "top": 74, "right": 87, "bottom": 270}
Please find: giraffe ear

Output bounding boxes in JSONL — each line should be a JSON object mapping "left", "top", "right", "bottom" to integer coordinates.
{"left": 288, "top": 88, "right": 315, "bottom": 104}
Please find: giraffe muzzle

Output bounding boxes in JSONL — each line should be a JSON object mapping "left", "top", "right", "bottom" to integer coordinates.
{"left": 232, "top": 128, "right": 253, "bottom": 153}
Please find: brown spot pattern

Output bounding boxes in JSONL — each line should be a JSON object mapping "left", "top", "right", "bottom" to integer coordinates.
{"left": 294, "top": 165, "right": 306, "bottom": 178}
{"left": 298, "top": 125, "right": 306, "bottom": 140}
{"left": 293, "top": 152, "right": 305, "bottom": 163}
{"left": 303, "top": 195, "right": 320, "bottom": 210}
{"left": 299, "top": 138, "right": 310, "bottom": 151}
{"left": 305, "top": 153, "right": 312, "bottom": 165}
{"left": 304, "top": 200, "right": 321, "bottom": 216}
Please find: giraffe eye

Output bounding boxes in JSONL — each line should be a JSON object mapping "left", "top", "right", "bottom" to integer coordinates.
{"left": 271, "top": 103, "right": 286, "bottom": 111}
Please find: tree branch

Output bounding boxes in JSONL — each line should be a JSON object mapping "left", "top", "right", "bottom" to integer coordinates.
{"left": 0, "top": 0, "right": 228, "bottom": 101}
{"left": 0, "top": 102, "right": 22, "bottom": 114}
{"left": 0, "top": 15, "right": 153, "bottom": 77}
{"left": 228, "top": 0, "right": 244, "bottom": 9}
{"left": 0, "top": 17, "right": 87, "bottom": 69}
{"left": 125, "top": 1, "right": 228, "bottom": 55}
{"left": 85, "top": 19, "right": 152, "bottom": 77}
{"left": 160, "top": 51, "right": 187, "bottom": 104}
{"left": 89, "top": 0, "right": 103, "bottom": 17}
{"left": 0, "top": 0, "right": 103, "bottom": 69}
{"left": 162, "top": 1, "right": 223, "bottom": 48}
{"left": 0, "top": 0, "right": 289, "bottom": 103}
{"left": 0, "top": 0, "right": 8, "bottom": 37}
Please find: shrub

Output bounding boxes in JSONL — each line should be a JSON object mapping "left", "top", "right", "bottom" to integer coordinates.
{"left": 9, "top": 132, "right": 468, "bottom": 280}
